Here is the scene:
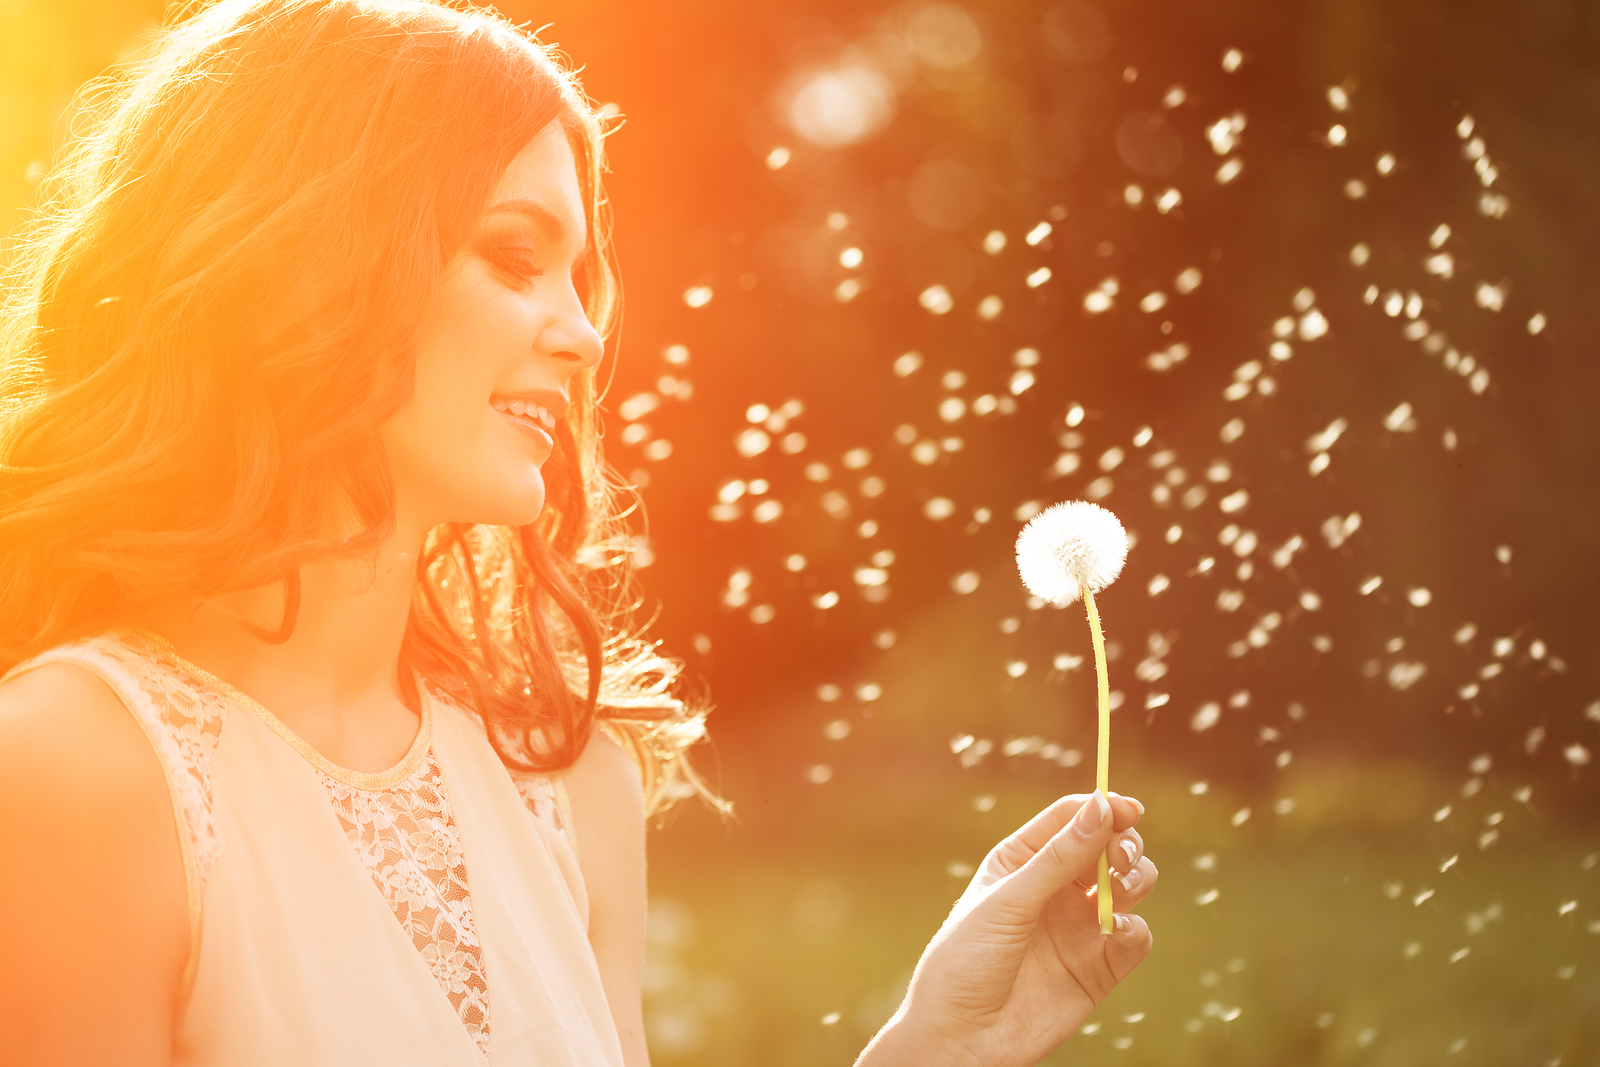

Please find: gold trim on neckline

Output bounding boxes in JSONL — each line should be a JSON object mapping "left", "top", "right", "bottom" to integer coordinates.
{"left": 134, "top": 630, "right": 433, "bottom": 791}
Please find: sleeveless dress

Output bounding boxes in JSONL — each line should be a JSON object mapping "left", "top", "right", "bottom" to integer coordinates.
{"left": 3, "top": 631, "right": 626, "bottom": 1067}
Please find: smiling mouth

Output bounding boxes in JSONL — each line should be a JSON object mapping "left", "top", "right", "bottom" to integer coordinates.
{"left": 491, "top": 396, "right": 558, "bottom": 444}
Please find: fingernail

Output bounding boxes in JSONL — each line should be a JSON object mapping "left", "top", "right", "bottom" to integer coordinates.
{"left": 1114, "top": 913, "right": 1132, "bottom": 934}
{"left": 1113, "top": 792, "right": 1145, "bottom": 816}
{"left": 1074, "top": 791, "right": 1110, "bottom": 838}
{"left": 1119, "top": 839, "right": 1137, "bottom": 866}
{"left": 1117, "top": 866, "right": 1142, "bottom": 892}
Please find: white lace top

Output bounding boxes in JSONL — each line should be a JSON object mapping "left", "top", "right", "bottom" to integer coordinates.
{"left": 6, "top": 632, "right": 618, "bottom": 1067}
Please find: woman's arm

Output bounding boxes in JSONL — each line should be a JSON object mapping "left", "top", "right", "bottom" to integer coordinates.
{"left": 0, "top": 663, "right": 189, "bottom": 1065}
{"left": 562, "top": 729, "right": 651, "bottom": 1067}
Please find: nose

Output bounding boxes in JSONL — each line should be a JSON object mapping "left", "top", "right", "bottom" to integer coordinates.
{"left": 539, "top": 282, "right": 604, "bottom": 373}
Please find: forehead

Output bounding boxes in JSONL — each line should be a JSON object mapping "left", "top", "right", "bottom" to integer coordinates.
{"left": 486, "top": 122, "right": 586, "bottom": 239}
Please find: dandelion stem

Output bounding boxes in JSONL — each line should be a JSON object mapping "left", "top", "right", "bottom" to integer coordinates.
{"left": 1082, "top": 582, "right": 1114, "bottom": 936}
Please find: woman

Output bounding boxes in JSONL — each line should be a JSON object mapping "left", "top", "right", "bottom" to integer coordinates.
{"left": 0, "top": 1, "right": 1158, "bottom": 1063}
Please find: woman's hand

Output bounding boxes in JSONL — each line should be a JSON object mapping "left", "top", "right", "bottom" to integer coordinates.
{"left": 857, "top": 791, "right": 1156, "bottom": 1067}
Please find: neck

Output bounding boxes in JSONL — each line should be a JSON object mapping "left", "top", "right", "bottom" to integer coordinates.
{"left": 151, "top": 511, "right": 436, "bottom": 769}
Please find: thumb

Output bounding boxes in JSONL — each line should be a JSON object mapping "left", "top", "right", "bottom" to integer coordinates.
{"left": 1104, "top": 911, "right": 1155, "bottom": 983}
{"left": 996, "top": 790, "right": 1112, "bottom": 913}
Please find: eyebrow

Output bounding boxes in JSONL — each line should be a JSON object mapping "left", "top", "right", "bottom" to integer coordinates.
{"left": 485, "top": 198, "right": 589, "bottom": 263}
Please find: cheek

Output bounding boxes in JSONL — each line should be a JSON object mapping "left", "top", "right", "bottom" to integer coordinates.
{"left": 409, "top": 282, "right": 519, "bottom": 439}
{"left": 383, "top": 279, "right": 547, "bottom": 522}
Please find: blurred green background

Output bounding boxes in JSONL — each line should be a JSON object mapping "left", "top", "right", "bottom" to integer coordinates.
{"left": 4, "top": 0, "right": 1598, "bottom": 1064}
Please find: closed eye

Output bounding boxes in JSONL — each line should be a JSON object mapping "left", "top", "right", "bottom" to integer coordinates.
{"left": 483, "top": 244, "right": 546, "bottom": 288}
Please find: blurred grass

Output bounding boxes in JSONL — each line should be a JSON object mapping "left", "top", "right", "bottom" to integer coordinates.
{"left": 643, "top": 756, "right": 1599, "bottom": 1066}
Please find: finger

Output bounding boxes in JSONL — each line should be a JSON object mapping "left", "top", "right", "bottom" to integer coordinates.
{"left": 987, "top": 791, "right": 1146, "bottom": 879}
{"left": 983, "top": 793, "right": 1095, "bottom": 878}
{"left": 995, "top": 790, "right": 1114, "bottom": 912}
{"left": 1109, "top": 856, "right": 1159, "bottom": 910}
{"left": 1108, "top": 827, "right": 1144, "bottom": 876}
{"left": 1107, "top": 792, "right": 1144, "bottom": 833}
{"left": 1105, "top": 912, "right": 1154, "bottom": 984}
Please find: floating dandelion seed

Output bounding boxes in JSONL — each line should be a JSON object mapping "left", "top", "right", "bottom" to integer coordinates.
{"left": 1015, "top": 501, "right": 1130, "bottom": 935}
{"left": 919, "top": 284, "right": 954, "bottom": 315}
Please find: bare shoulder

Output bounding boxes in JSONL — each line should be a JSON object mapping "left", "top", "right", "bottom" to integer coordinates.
{"left": 0, "top": 660, "right": 157, "bottom": 778}
{"left": 563, "top": 727, "right": 645, "bottom": 816}
{"left": 560, "top": 726, "right": 646, "bottom": 871}
{"left": 560, "top": 725, "right": 646, "bottom": 908}
{"left": 0, "top": 661, "right": 187, "bottom": 1062}
{"left": 0, "top": 661, "right": 183, "bottom": 839}
{"left": 560, "top": 727, "right": 650, "bottom": 1065}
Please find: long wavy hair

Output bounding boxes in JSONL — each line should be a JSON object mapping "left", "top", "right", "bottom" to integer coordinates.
{"left": 0, "top": 0, "right": 717, "bottom": 814}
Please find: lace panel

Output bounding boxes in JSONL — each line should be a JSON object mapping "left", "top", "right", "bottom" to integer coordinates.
{"left": 318, "top": 755, "right": 491, "bottom": 1057}
{"left": 486, "top": 717, "right": 571, "bottom": 854}
{"left": 97, "top": 635, "right": 230, "bottom": 889}
{"left": 508, "top": 769, "right": 566, "bottom": 839}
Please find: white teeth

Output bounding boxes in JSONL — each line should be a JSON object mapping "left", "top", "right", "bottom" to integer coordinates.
{"left": 493, "top": 396, "right": 558, "bottom": 430}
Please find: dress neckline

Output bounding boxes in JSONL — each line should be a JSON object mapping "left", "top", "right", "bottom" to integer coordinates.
{"left": 133, "top": 630, "right": 434, "bottom": 792}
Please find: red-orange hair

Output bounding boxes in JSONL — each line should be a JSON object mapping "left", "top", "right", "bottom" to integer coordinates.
{"left": 0, "top": 0, "right": 715, "bottom": 813}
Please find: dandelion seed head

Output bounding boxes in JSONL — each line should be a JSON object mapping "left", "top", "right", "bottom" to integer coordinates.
{"left": 1015, "top": 501, "right": 1130, "bottom": 605}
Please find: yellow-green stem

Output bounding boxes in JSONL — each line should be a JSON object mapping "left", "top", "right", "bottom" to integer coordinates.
{"left": 1082, "top": 584, "right": 1114, "bottom": 936}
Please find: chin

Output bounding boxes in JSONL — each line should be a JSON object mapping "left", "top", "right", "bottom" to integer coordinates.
{"left": 455, "top": 476, "right": 546, "bottom": 528}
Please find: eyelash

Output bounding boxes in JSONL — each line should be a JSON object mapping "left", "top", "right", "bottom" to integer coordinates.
{"left": 486, "top": 246, "right": 545, "bottom": 285}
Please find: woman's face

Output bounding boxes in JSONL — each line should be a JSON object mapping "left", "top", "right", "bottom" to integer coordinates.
{"left": 383, "top": 122, "right": 603, "bottom": 532}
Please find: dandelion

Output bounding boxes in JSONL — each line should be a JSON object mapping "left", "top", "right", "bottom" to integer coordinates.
{"left": 1015, "top": 501, "right": 1130, "bottom": 934}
